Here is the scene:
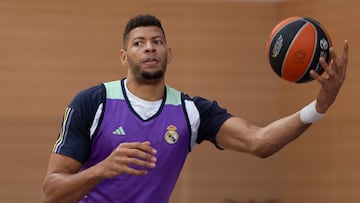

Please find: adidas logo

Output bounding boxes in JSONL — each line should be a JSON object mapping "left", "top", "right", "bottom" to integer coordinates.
{"left": 113, "top": 126, "right": 126, "bottom": 135}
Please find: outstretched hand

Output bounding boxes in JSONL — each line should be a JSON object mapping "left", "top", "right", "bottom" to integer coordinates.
{"left": 310, "top": 40, "right": 349, "bottom": 113}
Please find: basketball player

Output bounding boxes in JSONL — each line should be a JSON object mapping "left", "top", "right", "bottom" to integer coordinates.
{"left": 41, "top": 14, "right": 349, "bottom": 203}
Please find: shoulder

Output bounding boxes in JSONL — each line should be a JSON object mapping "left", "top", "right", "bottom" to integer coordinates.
{"left": 53, "top": 84, "right": 106, "bottom": 163}
{"left": 182, "top": 93, "right": 233, "bottom": 146}
{"left": 69, "top": 83, "right": 106, "bottom": 110}
{"left": 183, "top": 94, "right": 229, "bottom": 116}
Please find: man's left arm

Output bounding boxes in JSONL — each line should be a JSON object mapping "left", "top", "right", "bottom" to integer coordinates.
{"left": 216, "top": 40, "right": 349, "bottom": 158}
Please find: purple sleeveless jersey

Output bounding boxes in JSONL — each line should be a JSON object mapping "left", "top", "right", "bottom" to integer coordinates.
{"left": 79, "top": 80, "right": 191, "bottom": 203}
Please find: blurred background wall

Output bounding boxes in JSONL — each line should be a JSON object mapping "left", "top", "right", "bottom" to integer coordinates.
{"left": 0, "top": 0, "right": 358, "bottom": 202}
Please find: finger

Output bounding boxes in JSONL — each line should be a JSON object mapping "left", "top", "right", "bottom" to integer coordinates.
{"left": 328, "top": 47, "right": 343, "bottom": 74}
{"left": 319, "top": 56, "right": 334, "bottom": 77}
{"left": 342, "top": 40, "right": 349, "bottom": 61}
{"left": 329, "top": 46, "right": 337, "bottom": 62}
{"left": 120, "top": 142, "right": 157, "bottom": 155}
{"left": 329, "top": 41, "right": 348, "bottom": 69}
{"left": 111, "top": 147, "right": 156, "bottom": 164}
{"left": 310, "top": 69, "right": 325, "bottom": 84}
{"left": 122, "top": 166, "right": 150, "bottom": 176}
{"left": 142, "top": 141, "right": 151, "bottom": 145}
{"left": 125, "top": 148, "right": 157, "bottom": 163}
{"left": 123, "top": 157, "right": 156, "bottom": 169}
{"left": 340, "top": 40, "right": 349, "bottom": 76}
{"left": 98, "top": 156, "right": 151, "bottom": 178}
{"left": 327, "top": 40, "right": 349, "bottom": 77}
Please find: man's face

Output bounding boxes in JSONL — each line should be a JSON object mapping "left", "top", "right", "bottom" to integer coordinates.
{"left": 120, "top": 26, "right": 172, "bottom": 84}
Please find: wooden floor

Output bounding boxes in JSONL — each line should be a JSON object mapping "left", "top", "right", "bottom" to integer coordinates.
{"left": 0, "top": 0, "right": 359, "bottom": 202}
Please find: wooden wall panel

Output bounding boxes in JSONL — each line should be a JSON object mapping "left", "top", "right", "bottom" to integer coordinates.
{"left": 276, "top": 1, "right": 360, "bottom": 203}
{"left": 0, "top": 0, "right": 358, "bottom": 202}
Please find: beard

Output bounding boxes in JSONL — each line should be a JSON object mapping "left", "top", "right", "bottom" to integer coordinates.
{"left": 127, "top": 57, "right": 167, "bottom": 84}
{"left": 141, "top": 69, "right": 165, "bottom": 80}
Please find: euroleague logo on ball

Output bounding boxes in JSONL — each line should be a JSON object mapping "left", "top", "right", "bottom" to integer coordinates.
{"left": 320, "top": 38, "right": 329, "bottom": 50}
{"left": 319, "top": 38, "right": 329, "bottom": 61}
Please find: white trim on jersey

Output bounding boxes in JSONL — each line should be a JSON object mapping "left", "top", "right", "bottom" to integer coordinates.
{"left": 184, "top": 100, "right": 200, "bottom": 149}
{"left": 90, "top": 103, "right": 103, "bottom": 140}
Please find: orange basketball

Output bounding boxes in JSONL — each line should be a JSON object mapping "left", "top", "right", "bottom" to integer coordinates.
{"left": 266, "top": 17, "right": 332, "bottom": 83}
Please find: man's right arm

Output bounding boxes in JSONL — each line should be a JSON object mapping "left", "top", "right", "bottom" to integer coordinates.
{"left": 42, "top": 141, "right": 158, "bottom": 203}
{"left": 41, "top": 153, "right": 105, "bottom": 203}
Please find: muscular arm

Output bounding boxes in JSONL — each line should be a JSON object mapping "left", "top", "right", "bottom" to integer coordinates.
{"left": 42, "top": 154, "right": 104, "bottom": 203}
{"left": 216, "top": 112, "right": 309, "bottom": 158}
{"left": 217, "top": 40, "right": 349, "bottom": 158}
{"left": 42, "top": 142, "right": 157, "bottom": 203}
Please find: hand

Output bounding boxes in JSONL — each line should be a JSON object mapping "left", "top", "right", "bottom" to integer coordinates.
{"left": 310, "top": 40, "right": 349, "bottom": 113}
{"left": 96, "top": 141, "right": 157, "bottom": 178}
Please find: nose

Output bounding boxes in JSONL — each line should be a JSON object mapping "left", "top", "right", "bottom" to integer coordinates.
{"left": 145, "top": 41, "right": 156, "bottom": 53}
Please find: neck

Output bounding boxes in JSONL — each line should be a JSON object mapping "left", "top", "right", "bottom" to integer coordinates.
{"left": 125, "top": 77, "right": 165, "bottom": 101}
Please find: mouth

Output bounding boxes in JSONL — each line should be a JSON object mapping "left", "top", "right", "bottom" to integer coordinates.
{"left": 142, "top": 57, "right": 159, "bottom": 65}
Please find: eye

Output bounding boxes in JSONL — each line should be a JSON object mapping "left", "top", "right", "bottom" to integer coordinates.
{"left": 133, "top": 41, "right": 144, "bottom": 47}
{"left": 154, "top": 39, "right": 164, "bottom": 45}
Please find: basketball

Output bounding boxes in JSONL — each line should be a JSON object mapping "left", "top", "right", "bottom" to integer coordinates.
{"left": 266, "top": 16, "right": 332, "bottom": 83}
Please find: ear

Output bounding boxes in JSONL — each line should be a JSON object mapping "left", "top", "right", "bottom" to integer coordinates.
{"left": 119, "top": 49, "right": 128, "bottom": 65}
{"left": 167, "top": 48, "right": 172, "bottom": 64}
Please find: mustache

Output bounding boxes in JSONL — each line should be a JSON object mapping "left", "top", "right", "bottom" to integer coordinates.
{"left": 141, "top": 57, "right": 160, "bottom": 63}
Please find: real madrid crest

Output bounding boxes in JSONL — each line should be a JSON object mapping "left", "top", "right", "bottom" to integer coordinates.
{"left": 164, "top": 125, "right": 179, "bottom": 144}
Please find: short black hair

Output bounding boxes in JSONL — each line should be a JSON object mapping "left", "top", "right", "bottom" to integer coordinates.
{"left": 122, "top": 14, "right": 166, "bottom": 48}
